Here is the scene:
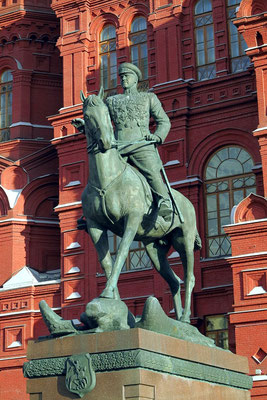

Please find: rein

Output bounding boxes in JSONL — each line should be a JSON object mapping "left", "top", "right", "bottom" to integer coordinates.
{"left": 87, "top": 138, "right": 157, "bottom": 154}
{"left": 87, "top": 163, "right": 127, "bottom": 225}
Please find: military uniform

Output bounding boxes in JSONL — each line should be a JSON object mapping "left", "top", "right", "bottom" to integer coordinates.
{"left": 106, "top": 90, "right": 171, "bottom": 204}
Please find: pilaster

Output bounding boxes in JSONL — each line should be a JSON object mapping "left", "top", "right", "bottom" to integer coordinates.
{"left": 235, "top": 7, "right": 267, "bottom": 196}
{"left": 224, "top": 193, "right": 267, "bottom": 381}
{"left": 51, "top": 0, "right": 91, "bottom": 107}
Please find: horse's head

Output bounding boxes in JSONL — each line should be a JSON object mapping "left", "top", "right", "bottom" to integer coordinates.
{"left": 81, "top": 87, "right": 114, "bottom": 152}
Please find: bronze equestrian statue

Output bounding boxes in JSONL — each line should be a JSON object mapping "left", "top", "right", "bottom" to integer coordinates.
{"left": 72, "top": 63, "right": 201, "bottom": 323}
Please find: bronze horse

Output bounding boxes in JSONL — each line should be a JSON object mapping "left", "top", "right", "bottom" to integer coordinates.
{"left": 73, "top": 88, "right": 201, "bottom": 323}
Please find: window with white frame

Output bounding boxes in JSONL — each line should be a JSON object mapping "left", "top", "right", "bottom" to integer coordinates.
{"left": 100, "top": 25, "right": 117, "bottom": 92}
{"left": 130, "top": 16, "right": 148, "bottom": 81}
{"left": 0, "top": 69, "right": 12, "bottom": 142}
{"left": 194, "top": 0, "right": 250, "bottom": 81}
{"left": 204, "top": 146, "right": 256, "bottom": 257}
{"left": 108, "top": 231, "right": 152, "bottom": 271}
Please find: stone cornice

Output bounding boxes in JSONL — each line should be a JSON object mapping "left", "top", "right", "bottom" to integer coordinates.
{"left": 0, "top": 6, "right": 56, "bottom": 27}
{"left": 51, "top": 0, "right": 91, "bottom": 16}
{"left": 23, "top": 348, "right": 252, "bottom": 390}
{"left": 0, "top": 283, "right": 61, "bottom": 299}
{"left": 224, "top": 219, "right": 267, "bottom": 236}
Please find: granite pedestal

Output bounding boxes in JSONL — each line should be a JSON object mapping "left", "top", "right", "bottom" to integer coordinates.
{"left": 24, "top": 328, "right": 252, "bottom": 400}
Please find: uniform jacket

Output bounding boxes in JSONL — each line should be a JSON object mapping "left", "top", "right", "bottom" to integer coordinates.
{"left": 106, "top": 91, "right": 171, "bottom": 155}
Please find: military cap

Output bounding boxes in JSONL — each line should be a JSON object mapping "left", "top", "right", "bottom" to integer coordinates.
{"left": 118, "top": 62, "right": 142, "bottom": 81}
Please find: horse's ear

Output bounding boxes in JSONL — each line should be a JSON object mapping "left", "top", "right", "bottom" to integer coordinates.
{"left": 98, "top": 86, "right": 104, "bottom": 100}
{"left": 80, "top": 90, "right": 86, "bottom": 103}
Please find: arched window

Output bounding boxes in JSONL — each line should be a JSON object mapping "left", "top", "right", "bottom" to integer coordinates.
{"left": 130, "top": 16, "right": 148, "bottom": 81}
{"left": 100, "top": 25, "right": 117, "bottom": 91}
{"left": 0, "top": 69, "right": 12, "bottom": 142}
{"left": 108, "top": 231, "right": 152, "bottom": 271}
{"left": 227, "top": 0, "right": 250, "bottom": 73}
{"left": 194, "top": 0, "right": 216, "bottom": 81}
{"left": 204, "top": 146, "right": 256, "bottom": 258}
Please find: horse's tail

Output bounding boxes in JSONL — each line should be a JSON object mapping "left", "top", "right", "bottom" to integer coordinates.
{"left": 194, "top": 231, "right": 202, "bottom": 251}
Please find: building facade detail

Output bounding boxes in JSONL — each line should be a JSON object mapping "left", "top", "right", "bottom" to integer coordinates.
{"left": 0, "top": 0, "right": 266, "bottom": 399}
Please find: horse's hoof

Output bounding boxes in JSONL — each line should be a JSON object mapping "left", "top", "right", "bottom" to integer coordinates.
{"left": 180, "top": 315, "right": 190, "bottom": 324}
{"left": 99, "top": 288, "right": 115, "bottom": 299}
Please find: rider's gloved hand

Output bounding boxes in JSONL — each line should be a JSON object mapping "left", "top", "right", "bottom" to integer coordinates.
{"left": 144, "top": 133, "right": 162, "bottom": 144}
{"left": 71, "top": 118, "right": 85, "bottom": 133}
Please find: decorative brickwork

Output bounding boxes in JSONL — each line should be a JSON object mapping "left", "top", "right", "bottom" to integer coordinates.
{"left": 0, "top": 0, "right": 266, "bottom": 399}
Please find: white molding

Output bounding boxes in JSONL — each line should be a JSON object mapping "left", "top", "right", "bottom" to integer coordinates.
{"left": 0, "top": 307, "right": 61, "bottom": 317}
{"left": 59, "top": 103, "right": 83, "bottom": 112}
{"left": 228, "top": 308, "right": 267, "bottom": 315}
{"left": 0, "top": 356, "right": 27, "bottom": 361}
{"left": 0, "top": 217, "right": 59, "bottom": 225}
{"left": 227, "top": 251, "right": 267, "bottom": 260}
{"left": 246, "top": 44, "right": 267, "bottom": 52}
{"left": 121, "top": 294, "right": 153, "bottom": 301}
{"left": 0, "top": 279, "right": 61, "bottom": 292}
{"left": 15, "top": 58, "right": 23, "bottom": 70}
{"left": 152, "top": 78, "right": 185, "bottom": 88}
{"left": 54, "top": 201, "right": 82, "bottom": 209}
{"left": 164, "top": 160, "right": 180, "bottom": 167}
{"left": 224, "top": 218, "right": 267, "bottom": 228}
{"left": 248, "top": 286, "right": 266, "bottom": 295}
{"left": 1, "top": 267, "right": 61, "bottom": 290}
{"left": 65, "top": 180, "right": 81, "bottom": 187}
{"left": 66, "top": 292, "right": 81, "bottom": 300}
{"left": 66, "top": 242, "right": 81, "bottom": 250}
{"left": 253, "top": 126, "right": 267, "bottom": 133}
{"left": 202, "top": 284, "right": 233, "bottom": 291}
{"left": 67, "top": 267, "right": 81, "bottom": 274}
{"left": 7, "top": 341, "right": 22, "bottom": 348}
{"left": 10, "top": 122, "right": 53, "bottom": 129}
{"left": 170, "top": 177, "right": 202, "bottom": 186}
{"left": 51, "top": 133, "right": 80, "bottom": 142}
{"left": 253, "top": 375, "right": 267, "bottom": 382}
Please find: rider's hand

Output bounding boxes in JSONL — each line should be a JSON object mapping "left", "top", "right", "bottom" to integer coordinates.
{"left": 145, "top": 133, "right": 162, "bottom": 144}
{"left": 71, "top": 118, "right": 85, "bottom": 133}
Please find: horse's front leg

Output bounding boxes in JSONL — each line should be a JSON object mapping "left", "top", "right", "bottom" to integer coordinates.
{"left": 100, "top": 214, "right": 141, "bottom": 299}
{"left": 86, "top": 218, "right": 119, "bottom": 299}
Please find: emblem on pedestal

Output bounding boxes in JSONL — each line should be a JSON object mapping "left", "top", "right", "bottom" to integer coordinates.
{"left": 65, "top": 353, "right": 96, "bottom": 398}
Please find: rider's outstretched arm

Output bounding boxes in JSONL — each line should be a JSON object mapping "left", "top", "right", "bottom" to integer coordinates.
{"left": 71, "top": 118, "right": 85, "bottom": 134}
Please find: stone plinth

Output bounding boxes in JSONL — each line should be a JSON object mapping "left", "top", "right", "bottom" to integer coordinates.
{"left": 24, "top": 328, "right": 252, "bottom": 400}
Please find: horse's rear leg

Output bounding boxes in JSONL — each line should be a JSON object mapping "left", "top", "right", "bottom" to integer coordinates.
{"left": 144, "top": 240, "right": 183, "bottom": 320}
{"left": 171, "top": 230, "right": 195, "bottom": 323}
{"left": 180, "top": 249, "right": 195, "bottom": 323}
{"left": 87, "top": 219, "right": 119, "bottom": 299}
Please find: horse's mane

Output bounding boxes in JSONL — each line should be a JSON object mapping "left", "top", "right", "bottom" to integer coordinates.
{"left": 83, "top": 94, "right": 105, "bottom": 108}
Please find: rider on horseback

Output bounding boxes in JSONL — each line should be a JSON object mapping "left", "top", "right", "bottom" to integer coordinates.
{"left": 106, "top": 62, "right": 173, "bottom": 220}
{"left": 71, "top": 70, "right": 199, "bottom": 322}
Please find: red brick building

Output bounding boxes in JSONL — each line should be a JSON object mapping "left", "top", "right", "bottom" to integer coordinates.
{"left": 0, "top": 0, "right": 266, "bottom": 399}
{"left": 0, "top": 1, "right": 62, "bottom": 399}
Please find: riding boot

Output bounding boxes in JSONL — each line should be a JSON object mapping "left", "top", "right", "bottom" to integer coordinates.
{"left": 128, "top": 149, "right": 174, "bottom": 221}
{"left": 149, "top": 178, "right": 173, "bottom": 221}
{"left": 157, "top": 197, "right": 173, "bottom": 221}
